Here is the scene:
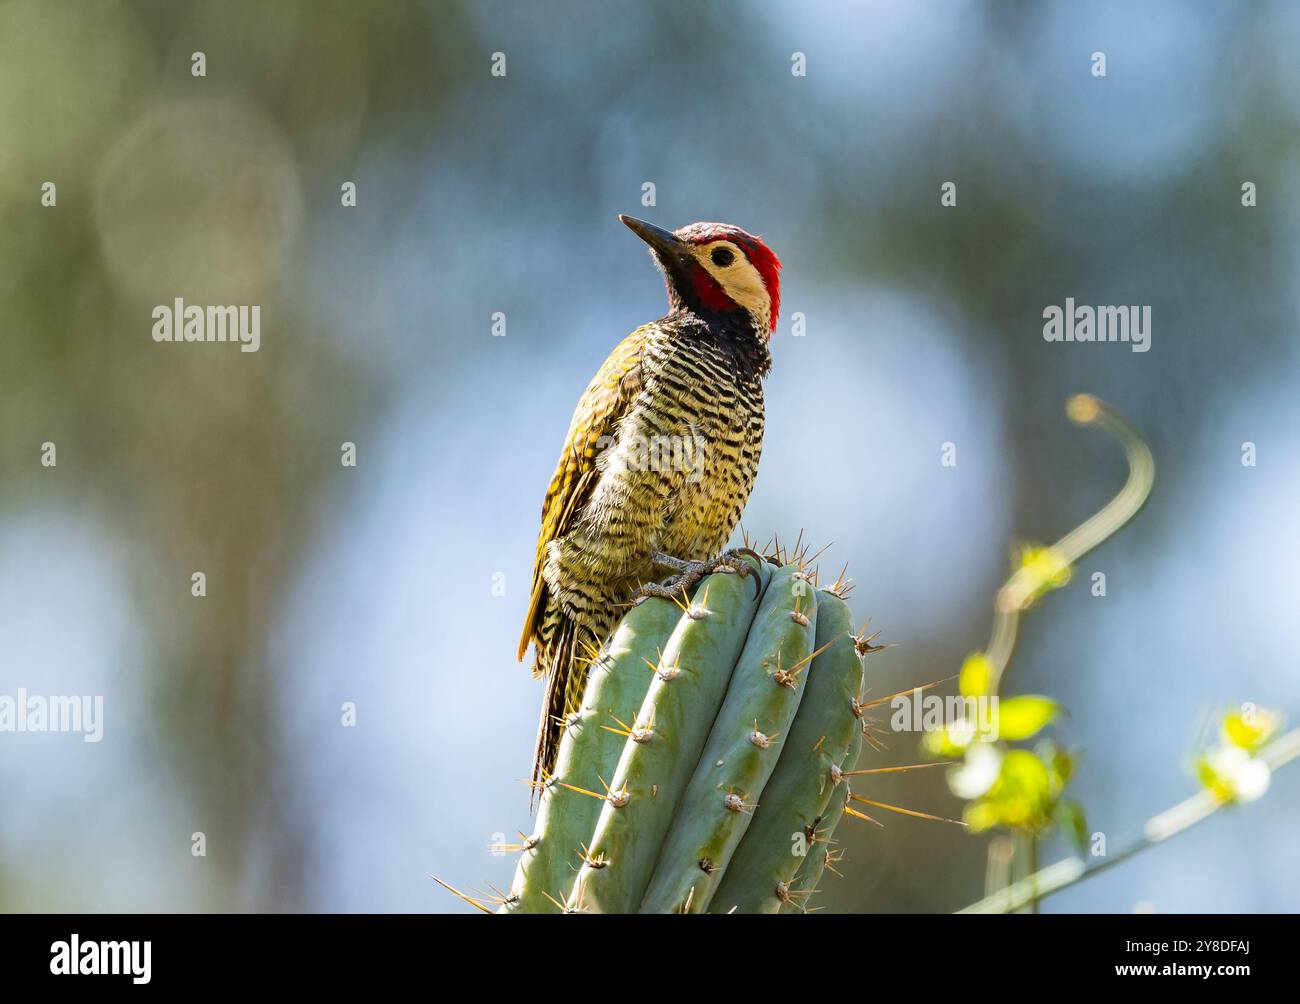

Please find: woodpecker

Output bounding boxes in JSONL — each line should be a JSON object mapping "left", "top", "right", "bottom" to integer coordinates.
{"left": 518, "top": 215, "right": 782, "bottom": 787}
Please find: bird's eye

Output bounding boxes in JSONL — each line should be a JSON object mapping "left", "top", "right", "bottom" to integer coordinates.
{"left": 710, "top": 247, "right": 735, "bottom": 267}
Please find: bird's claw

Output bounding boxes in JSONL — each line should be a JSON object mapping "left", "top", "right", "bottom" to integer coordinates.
{"left": 631, "top": 547, "right": 764, "bottom": 604}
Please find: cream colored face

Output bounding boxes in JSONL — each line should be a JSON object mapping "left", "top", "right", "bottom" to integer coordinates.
{"left": 688, "top": 239, "right": 772, "bottom": 333}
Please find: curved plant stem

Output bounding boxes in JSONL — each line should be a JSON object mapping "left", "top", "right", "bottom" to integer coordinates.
{"left": 986, "top": 395, "right": 1155, "bottom": 694}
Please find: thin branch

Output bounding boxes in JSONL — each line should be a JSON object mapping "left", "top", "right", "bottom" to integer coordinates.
{"left": 957, "top": 727, "right": 1300, "bottom": 914}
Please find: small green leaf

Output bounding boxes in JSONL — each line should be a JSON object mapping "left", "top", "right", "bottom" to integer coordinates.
{"left": 922, "top": 719, "right": 977, "bottom": 759}
{"left": 975, "top": 749, "right": 1054, "bottom": 831}
{"left": 1222, "top": 707, "right": 1282, "bottom": 752}
{"left": 1198, "top": 746, "right": 1272, "bottom": 804}
{"left": 959, "top": 652, "right": 993, "bottom": 698}
{"left": 1000, "top": 545, "right": 1073, "bottom": 610}
{"left": 963, "top": 800, "right": 1001, "bottom": 833}
{"left": 999, "top": 749, "right": 1051, "bottom": 791}
{"left": 1055, "top": 800, "right": 1088, "bottom": 852}
{"left": 1037, "top": 740, "right": 1075, "bottom": 795}
{"left": 1196, "top": 752, "right": 1232, "bottom": 801}
{"left": 995, "top": 696, "right": 1059, "bottom": 741}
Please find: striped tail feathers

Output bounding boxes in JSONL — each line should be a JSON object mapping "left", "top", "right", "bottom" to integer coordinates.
{"left": 530, "top": 613, "right": 579, "bottom": 805}
{"left": 529, "top": 599, "right": 624, "bottom": 808}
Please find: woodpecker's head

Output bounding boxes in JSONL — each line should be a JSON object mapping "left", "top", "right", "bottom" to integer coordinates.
{"left": 619, "top": 215, "right": 781, "bottom": 338}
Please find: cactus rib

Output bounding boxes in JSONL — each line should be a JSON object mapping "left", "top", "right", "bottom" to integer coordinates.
{"left": 711, "top": 589, "right": 865, "bottom": 913}
{"left": 638, "top": 564, "right": 818, "bottom": 913}
{"left": 500, "top": 594, "right": 684, "bottom": 912}
{"left": 781, "top": 725, "right": 864, "bottom": 912}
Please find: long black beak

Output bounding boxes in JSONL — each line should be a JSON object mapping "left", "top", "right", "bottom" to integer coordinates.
{"left": 619, "top": 214, "right": 684, "bottom": 260}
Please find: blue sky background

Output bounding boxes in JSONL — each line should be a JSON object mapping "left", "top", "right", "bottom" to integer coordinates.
{"left": 1, "top": 0, "right": 1298, "bottom": 912}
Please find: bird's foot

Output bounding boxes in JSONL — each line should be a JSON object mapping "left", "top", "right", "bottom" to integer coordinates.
{"left": 631, "top": 547, "right": 764, "bottom": 603}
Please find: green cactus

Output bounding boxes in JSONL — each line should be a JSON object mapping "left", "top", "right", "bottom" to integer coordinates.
{"left": 499, "top": 550, "right": 872, "bottom": 914}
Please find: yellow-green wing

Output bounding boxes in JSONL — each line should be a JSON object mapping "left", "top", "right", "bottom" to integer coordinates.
{"left": 517, "top": 326, "right": 649, "bottom": 663}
